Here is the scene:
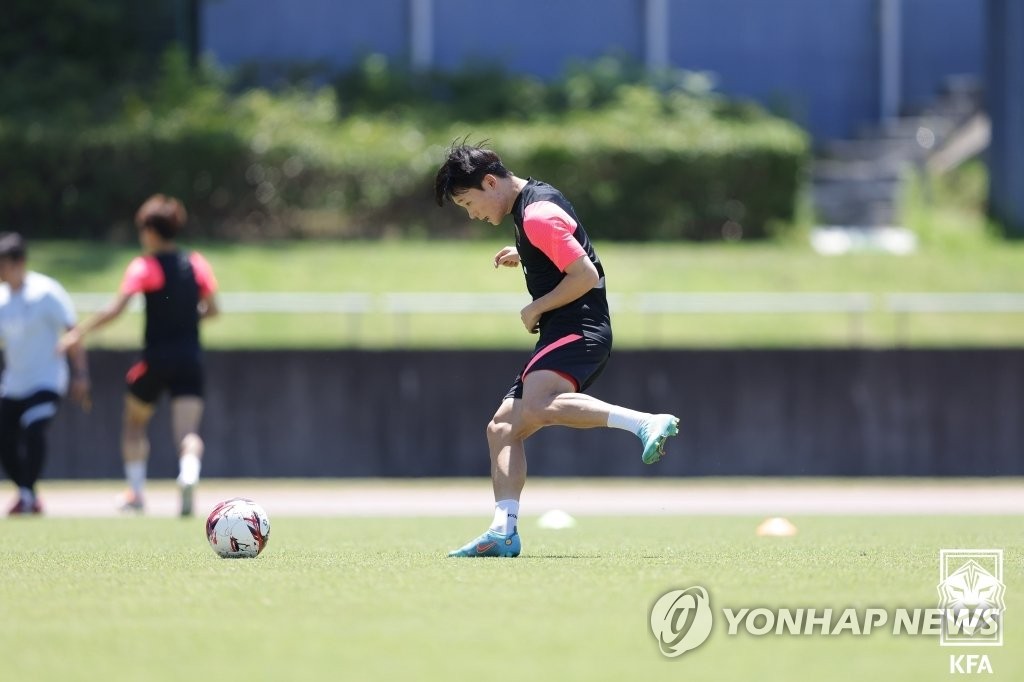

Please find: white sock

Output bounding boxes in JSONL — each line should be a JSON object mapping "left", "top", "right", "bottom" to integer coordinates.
{"left": 19, "top": 487, "right": 34, "bottom": 505}
{"left": 125, "top": 461, "right": 147, "bottom": 496}
{"left": 488, "top": 499, "right": 520, "bottom": 536}
{"left": 178, "top": 453, "right": 201, "bottom": 486}
{"left": 606, "top": 406, "right": 650, "bottom": 436}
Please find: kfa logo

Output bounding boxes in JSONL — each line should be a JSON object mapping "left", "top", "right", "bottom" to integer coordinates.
{"left": 938, "top": 550, "right": 1005, "bottom": 646}
{"left": 938, "top": 549, "right": 1005, "bottom": 675}
{"left": 949, "top": 655, "right": 993, "bottom": 675}
{"left": 649, "top": 586, "right": 714, "bottom": 657}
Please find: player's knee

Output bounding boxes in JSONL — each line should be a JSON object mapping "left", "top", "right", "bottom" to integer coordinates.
{"left": 123, "top": 409, "right": 151, "bottom": 429}
{"left": 180, "top": 433, "right": 204, "bottom": 457}
{"left": 489, "top": 413, "right": 539, "bottom": 443}
{"left": 485, "top": 418, "right": 508, "bottom": 445}
{"left": 23, "top": 418, "right": 50, "bottom": 445}
{"left": 122, "top": 419, "right": 146, "bottom": 436}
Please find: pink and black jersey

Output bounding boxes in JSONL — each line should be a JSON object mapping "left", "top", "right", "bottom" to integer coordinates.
{"left": 120, "top": 251, "right": 217, "bottom": 363}
{"left": 512, "top": 179, "right": 610, "bottom": 337}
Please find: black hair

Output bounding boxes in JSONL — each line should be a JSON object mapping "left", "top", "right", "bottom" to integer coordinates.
{"left": 434, "top": 139, "right": 511, "bottom": 206}
{"left": 0, "top": 232, "right": 27, "bottom": 261}
{"left": 135, "top": 194, "right": 187, "bottom": 240}
{"left": 145, "top": 214, "right": 177, "bottom": 240}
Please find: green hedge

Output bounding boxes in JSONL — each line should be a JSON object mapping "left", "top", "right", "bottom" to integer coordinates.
{"left": 2, "top": 72, "right": 807, "bottom": 242}
{"left": 486, "top": 92, "right": 807, "bottom": 240}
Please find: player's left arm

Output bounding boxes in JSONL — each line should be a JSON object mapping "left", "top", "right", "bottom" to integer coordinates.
{"left": 48, "top": 284, "right": 91, "bottom": 406}
{"left": 199, "top": 296, "right": 219, "bottom": 320}
{"left": 520, "top": 255, "right": 599, "bottom": 333}
{"left": 190, "top": 252, "right": 220, "bottom": 321}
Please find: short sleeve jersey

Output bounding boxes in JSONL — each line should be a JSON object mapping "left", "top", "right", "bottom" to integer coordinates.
{"left": 511, "top": 179, "right": 609, "bottom": 333}
{"left": 0, "top": 272, "right": 77, "bottom": 398}
{"left": 119, "top": 250, "right": 218, "bottom": 363}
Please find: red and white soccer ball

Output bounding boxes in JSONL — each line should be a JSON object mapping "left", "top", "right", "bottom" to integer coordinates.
{"left": 206, "top": 497, "right": 271, "bottom": 559}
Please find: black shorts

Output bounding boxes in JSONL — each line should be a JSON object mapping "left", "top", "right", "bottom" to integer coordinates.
{"left": 503, "top": 328, "right": 611, "bottom": 401}
{"left": 126, "top": 359, "right": 204, "bottom": 404}
{"left": 0, "top": 391, "right": 60, "bottom": 433}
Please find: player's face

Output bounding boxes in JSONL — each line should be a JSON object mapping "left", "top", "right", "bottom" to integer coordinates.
{"left": 0, "top": 258, "right": 22, "bottom": 284}
{"left": 453, "top": 176, "right": 505, "bottom": 225}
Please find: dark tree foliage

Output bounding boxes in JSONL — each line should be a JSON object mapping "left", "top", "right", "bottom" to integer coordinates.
{"left": 0, "top": 0, "right": 192, "bottom": 118}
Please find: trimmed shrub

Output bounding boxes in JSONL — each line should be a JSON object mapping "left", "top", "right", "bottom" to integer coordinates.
{"left": 1, "top": 56, "right": 808, "bottom": 242}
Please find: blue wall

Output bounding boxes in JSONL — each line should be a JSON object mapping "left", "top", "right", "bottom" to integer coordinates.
{"left": 902, "top": 0, "right": 985, "bottom": 111}
{"left": 201, "top": 0, "right": 407, "bottom": 66}
{"left": 986, "top": 0, "right": 1024, "bottom": 236}
{"left": 200, "top": 0, "right": 984, "bottom": 140}
{"left": 669, "top": 0, "right": 877, "bottom": 140}
{"left": 432, "top": 0, "right": 643, "bottom": 75}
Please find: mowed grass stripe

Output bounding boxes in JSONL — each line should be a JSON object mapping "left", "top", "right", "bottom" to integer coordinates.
{"left": 1, "top": 515, "right": 1021, "bottom": 682}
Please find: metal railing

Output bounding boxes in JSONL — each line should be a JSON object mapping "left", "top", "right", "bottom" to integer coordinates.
{"left": 72, "top": 291, "right": 890, "bottom": 315}
{"left": 69, "top": 291, "right": 1024, "bottom": 344}
{"left": 885, "top": 293, "right": 1024, "bottom": 343}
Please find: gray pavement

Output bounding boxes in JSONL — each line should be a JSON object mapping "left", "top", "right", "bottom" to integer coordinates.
{"left": 19, "top": 478, "right": 1024, "bottom": 518}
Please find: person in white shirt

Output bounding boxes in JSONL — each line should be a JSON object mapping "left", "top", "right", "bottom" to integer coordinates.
{"left": 0, "top": 233, "right": 90, "bottom": 515}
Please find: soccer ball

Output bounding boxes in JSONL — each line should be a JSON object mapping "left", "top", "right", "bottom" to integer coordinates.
{"left": 205, "top": 497, "right": 271, "bottom": 558}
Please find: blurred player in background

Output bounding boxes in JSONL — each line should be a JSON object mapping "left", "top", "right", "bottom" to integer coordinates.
{"left": 0, "top": 232, "right": 90, "bottom": 515}
{"left": 59, "top": 195, "right": 219, "bottom": 517}
{"left": 434, "top": 142, "right": 680, "bottom": 557}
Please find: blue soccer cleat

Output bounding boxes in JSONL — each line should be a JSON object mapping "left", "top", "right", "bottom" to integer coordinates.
{"left": 639, "top": 414, "right": 680, "bottom": 464}
{"left": 447, "top": 529, "right": 521, "bottom": 558}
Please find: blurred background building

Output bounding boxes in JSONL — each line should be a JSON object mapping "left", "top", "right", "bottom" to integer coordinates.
{"left": 202, "top": 0, "right": 978, "bottom": 141}
{"left": 198, "top": 0, "right": 1021, "bottom": 234}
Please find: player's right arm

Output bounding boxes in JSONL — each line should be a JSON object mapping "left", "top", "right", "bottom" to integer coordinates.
{"left": 57, "top": 292, "right": 133, "bottom": 353}
{"left": 57, "top": 256, "right": 153, "bottom": 352}
{"left": 519, "top": 254, "right": 599, "bottom": 333}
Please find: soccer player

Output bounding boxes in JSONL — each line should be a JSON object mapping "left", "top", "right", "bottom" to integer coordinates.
{"left": 0, "top": 232, "right": 90, "bottom": 515}
{"left": 59, "top": 195, "right": 219, "bottom": 517}
{"left": 434, "top": 143, "right": 680, "bottom": 557}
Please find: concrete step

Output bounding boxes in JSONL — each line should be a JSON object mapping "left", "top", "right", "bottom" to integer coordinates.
{"left": 823, "top": 137, "right": 932, "bottom": 162}
{"left": 812, "top": 182, "right": 896, "bottom": 202}
{"left": 812, "top": 158, "right": 906, "bottom": 182}
{"left": 809, "top": 76, "right": 980, "bottom": 229}
{"left": 812, "top": 198, "right": 899, "bottom": 226}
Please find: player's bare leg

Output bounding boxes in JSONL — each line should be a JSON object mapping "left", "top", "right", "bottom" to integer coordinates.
{"left": 488, "top": 398, "right": 531, "bottom": 503}
{"left": 519, "top": 370, "right": 680, "bottom": 464}
{"left": 449, "top": 370, "right": 678, "bottom": 557}
{"left": 448, "top": 398, "right": 528, "bottom": 558}
{"left": 171, "top": 397, "right": 204, "bottom": 517}
{"left": 120, "top": 395, "right": 154, "bottom": 512}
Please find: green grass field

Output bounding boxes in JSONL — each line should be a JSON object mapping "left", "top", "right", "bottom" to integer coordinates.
{"left": 2, "top": 513, "right": 1020, "bottom": 682}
